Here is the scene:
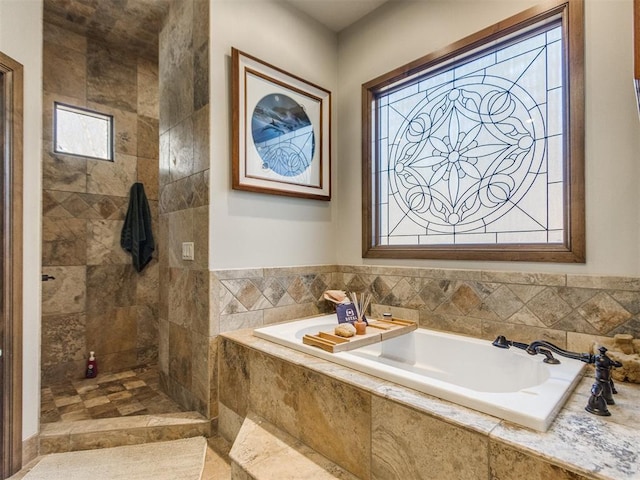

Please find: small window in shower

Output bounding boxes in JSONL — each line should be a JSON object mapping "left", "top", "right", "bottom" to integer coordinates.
{"left": 54, "top": 102, "right": 114, "bottom": 161}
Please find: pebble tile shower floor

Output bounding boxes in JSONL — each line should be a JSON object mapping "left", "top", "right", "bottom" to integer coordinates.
{"left": 40, "top": 365, "right": 185, "bottom": 423}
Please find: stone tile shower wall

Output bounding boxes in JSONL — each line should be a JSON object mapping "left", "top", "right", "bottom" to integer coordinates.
{"left": 214, "top": 265, "right": 640, "bottom": 352}
{"left": 158, "top": 0, "right": 211, "bottom": 416}
{"left": 41, "top": 22, "right": 160, "bottom": 385}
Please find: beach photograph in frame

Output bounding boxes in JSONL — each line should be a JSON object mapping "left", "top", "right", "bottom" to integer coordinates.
{"left": 232, "top": 48, "right": 331, "bottom": 200}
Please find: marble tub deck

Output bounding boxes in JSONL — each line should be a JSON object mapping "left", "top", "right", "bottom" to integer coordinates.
{"left": 221, "top": 328, "right": 640, "bottom": 480}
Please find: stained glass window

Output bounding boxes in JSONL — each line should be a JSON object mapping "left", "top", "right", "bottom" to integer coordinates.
{"left": 363, "top": 1, "right": 585, "bottom": 262}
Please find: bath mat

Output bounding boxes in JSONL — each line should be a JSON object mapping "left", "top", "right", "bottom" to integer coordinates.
{"left": 23, "top": 436, "right": 207, "bottom": 480}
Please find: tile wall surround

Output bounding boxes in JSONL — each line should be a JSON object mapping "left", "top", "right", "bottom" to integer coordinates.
{"left": 41, "top": 21, "right": 160, "bottom": 386}
{"left": 158, "top": 0, "right": 211, "bottom": 417}
{"left": 211, "top": 265, "right": 336, "bottom": 334}
{"left": 213, "top": 263, "right": 640, "bottom": 475}
{"left": 213, "top": 264, "right": 640, "bottom": 352}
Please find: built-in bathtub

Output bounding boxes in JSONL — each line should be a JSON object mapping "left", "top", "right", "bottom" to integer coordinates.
{"left": 254, "top": 314, "right": 586, "bottom": 432}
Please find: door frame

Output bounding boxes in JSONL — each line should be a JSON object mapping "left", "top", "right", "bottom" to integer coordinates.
{"left": 0, "top": 50, "right": 24, "bottom": 479}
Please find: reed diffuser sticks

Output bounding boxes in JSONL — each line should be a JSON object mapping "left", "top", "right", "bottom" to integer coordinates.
{"left": 349, "top": 292, "right": 372, "bottom": 322}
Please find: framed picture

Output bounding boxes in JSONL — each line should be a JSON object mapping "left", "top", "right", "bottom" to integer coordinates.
{"left": 232, "top": 48, "right": 331, "bottom": 200}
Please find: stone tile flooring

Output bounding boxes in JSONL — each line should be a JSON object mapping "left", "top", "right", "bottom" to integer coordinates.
{"left": 9, "top": 434, "right": 231, "bottom": 480}
{"left": 40, "top": 365, "right": 185, "bottom": 423}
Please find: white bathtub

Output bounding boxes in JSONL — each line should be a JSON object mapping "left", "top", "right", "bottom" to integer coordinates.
{"left": 253, "top": 315, "right": 586, "bottom": 432}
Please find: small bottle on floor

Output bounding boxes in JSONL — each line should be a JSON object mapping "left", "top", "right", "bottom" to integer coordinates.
{"left": 86, "top": 351, "right": 98, "bottom": 378}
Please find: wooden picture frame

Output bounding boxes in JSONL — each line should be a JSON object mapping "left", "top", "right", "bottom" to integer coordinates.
{"left": 232, "top": 48, "right": 331, "bottom": 200}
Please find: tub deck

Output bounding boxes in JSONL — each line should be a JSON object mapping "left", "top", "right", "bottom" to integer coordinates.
{"left": 254, "top": 314, "right": 585, "bottom": 432}
{"left": 221, "top": 325, "right": 640, "bottom": 480}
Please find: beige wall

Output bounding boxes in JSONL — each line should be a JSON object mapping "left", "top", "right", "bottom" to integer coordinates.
{"left": 337, "top": 0, "right": 640, "bottom": 276}
{"left": 208, "top": 0, "right": 640, "bottom": 275}
{"left": 0, "top": 0, "right": 43, "bottom": 441}
{"left": 209, "top": 0, "right": 339, "bottom": 270}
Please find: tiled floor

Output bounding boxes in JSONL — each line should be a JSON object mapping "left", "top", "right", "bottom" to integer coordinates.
{"left": 20, "top": 364, "right": 233, "bottom": 480}
{"left": 9, "top": 434, "right": 232, "bottom": 480}
{"left": 38, "top": 364, "right": 211, "bottom": 456}
{"left": 40, "top": 365, "right": 185, "bottom": 423}
{"left": 202, "top": 435, "right": 232, "bottom": 480}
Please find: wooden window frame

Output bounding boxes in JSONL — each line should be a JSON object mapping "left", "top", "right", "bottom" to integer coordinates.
{"left": 362, "top": 0, "right": 585, "bottom": 262}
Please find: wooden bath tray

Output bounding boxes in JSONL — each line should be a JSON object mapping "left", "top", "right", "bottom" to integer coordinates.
{"left": 302, "top": 318, "right": 417, "bottom": 353}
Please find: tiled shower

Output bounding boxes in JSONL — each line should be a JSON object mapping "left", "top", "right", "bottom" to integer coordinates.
{"left": 40, "top": 20, "right": 161, "bottom": 387}
{"left": 39, "top": 0, "right": 212, "bottom": 422}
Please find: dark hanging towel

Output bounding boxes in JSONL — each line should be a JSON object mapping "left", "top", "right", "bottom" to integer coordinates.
{"left": 121, "top": 182, "right": 155, "bottom": 272}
